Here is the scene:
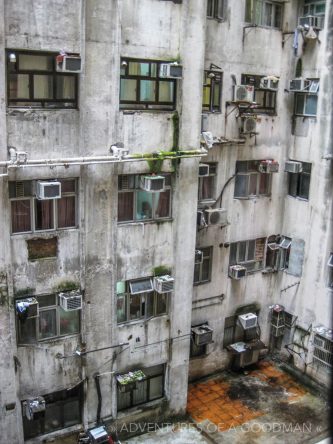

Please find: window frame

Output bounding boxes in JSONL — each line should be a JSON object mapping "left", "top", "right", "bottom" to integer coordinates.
{"left": 234, "top": 160, "right": 272, "bottom": 199}
{"left": 202, "top": 71, "right": 222, "bottom": 112}
{"left": 313, "top": 334, "right": 333, "bottom": 370}
{"left": 198, "top": 163, "right": 217, "bottom": 202}
{"left": 327, "top": 253, "right": 333, "bottom": 288}
{"left": 245, "top": 0, "right": 283, "bottom": 29}
{"left": 6, "top": 49, "right": 78, "bottom": 109}
{"left": 294, "top": 93, "right": 318, "bottom": 117}
{"left": 287, "top": 161, "right": 311, "bottom": 200}
{"left": 303, "top": 1, "right": 326, "bottom": 17}
{"left": 193, "top": 246, "right": 213, "bottom": 285}
{"left": 10, "top": 179, "right": 78, "bottom": 235}
{"left": 16, "top": 293, "right": 81, "bottom": 344}
{"left": 118, "top": 174, "right": 172, "bottom": 223}
{"left": 241, "top": 74, "right": 277, "bottom": 114}
{"left": 229, "top": 238, "right": 266, "bottom": 272}
{"left": 207, "top": 0, "right": 226, "bottom": 21}
{"left": 120, "top": 58, "right": 177, "bottom": 111}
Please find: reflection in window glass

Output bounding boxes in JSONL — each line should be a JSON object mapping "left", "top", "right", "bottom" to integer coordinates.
{"left": 39, "top": 309, "right": 57, "bottom": 339}
{"left": 120, "top": 79, "right": 137, "bottom": 101}
{"left": 130, "top": 295, "right": 141, "bottom": 320}
{"left": 136, "top": 191, "right": 153, "bottom": 220}
{"left": 140, "top": 80, "right": 156, "bottom": 101}
{"left": 59, "top": 308, "right": 80, "bottom": 336}
{"left": 159, "top": 81, "right": 174, "bottom": 102}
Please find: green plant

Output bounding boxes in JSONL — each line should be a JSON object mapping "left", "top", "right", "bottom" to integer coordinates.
{"left": 152, "top": 265, "right": 171, "bottom": 276}
{"left": 15, "top": 287, "right": 35, "bottom": 298}
{"left": 54, "top": 281, "right": 80, "bottom": 293}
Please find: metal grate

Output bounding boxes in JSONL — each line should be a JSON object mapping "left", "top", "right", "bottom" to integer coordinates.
{"left": 313, "top": 335, "right": 333, "bottom": 370}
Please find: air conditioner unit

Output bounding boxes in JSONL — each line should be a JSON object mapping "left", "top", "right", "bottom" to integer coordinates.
{"left": 154, "top": 275, "right": 174, "bottom": 293}
{"left": 260, "top": 77, "right": 279, "bottom": 91}
{"left": 258, "top": 160, "right": 279, "bottom": 173}
{"left": 238, "top": 313, "right": 258, "bottom": 330}
{"left": 111, "top": 146, "right": 129, "bottom": 159}
{"left": 15, "top": 297, "right": 39, "bottom": 318}
{"left": 289, "top": 78, "right": 311, "bottom": 92}
{"left": 271, "top": 325, "right": 285, "bottom": 337}
{"left": 56, "top": 54, "right": 82, "bottom": 73}
{"left": 234, "top": 85, "right": 255, "bottom": 103}
{"left": 159, "top": 63, "right": 183, "bottom": 79}
{"left": 36, "top": 181, "right": 61, "bottom": 200}
{"left": 314, "top": 336, "right": 325, "bottom": 348}
{"left": 24, "top": 397, "right": 46, "bottom": 420}
{"left": 284, "top": 161, "right": 303, "bottom": 173}
{"left": 59, "top": 291, "right": 83, "bottom": 311}
{"left": 204, "top": 208, "right": 227, "bottom": 226}
{"left": 88, "top": 425, "right": 109, "bottom": 444}
{"left": 140, "top": 175, "right": 165, "bottom": 192}
{"left": 229, "top": 265, "right": 247, "bottom": 280}
{"left": 299, "top": 15, "right": 324, "bottom": 29}
{"left": 195, "top": 249, "right": 203, "bottom": 264}
{"left": 241, "top": 116, "right": 257, "bottom": 134}
{"left": 192, "top": 324, "right": 213, "bottom": 346}
{"left": 199, "top": 164, "right": 210, "bottom": 177}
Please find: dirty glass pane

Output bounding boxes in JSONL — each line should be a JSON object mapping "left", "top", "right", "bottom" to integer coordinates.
{"left": 38, "top": 294, "right": 56, "bottom": 307}
{"left": 207, "top": 0, "right": 214, "bottom": 17}
{"left": 61, "top": 179, "right": 76, "bottom": 193}
{"left": 146, "top": 293, "right": 154, "bottom": 318}
{"left": 19, "top": 54, "right": 52, "bottom": 71}
{"left": 217, "top": 0, "right": 225, "bottom": 18}
{"left": 140, "top": 80, "right": 156, "bottom": 101}
{"left": 274, "top": 5, "right": 282, "bottom": 28}
{"left": 9, "top": 74, "right": 30, "bottom": 99}
{"left": 117, "top": 294, "right": 127, "bottom": 323}
{"left": 129, "top": 295, "right": 142, "bottom": 320}
{"left": 201, "top": 257, "right": 211, "bottom": 281}
{"left": 193, "top": 263, "right": 201, "bottom": 283}
{"left": 136, "top": 191, "right": 153, "bottom": 220}
{"left": 129, "top": 62, "right": 150, "bottom": 76}
{"left": 120, "top": 79, "right": 137, "bottom": 101}
{"left": 245, "top": 0, "right": 253, "bottom": 22}
{"left": 229, "top": 243, "right": 237, "bottom": 265}
{"left": 154, "top": 190, "right": 170, "bottom": 218}
{"left": 238, "top": 241, "right": 247, "bottom": 262}
{"left": 11, "top": 200, "right": 31, "bottom": 233}
{"left": 18, "top": 317, "right": 36, "bottom": 344}
{"left": 133, "top": 380, "right": 147, "bottom": 405}
{"left": 159, "top": 81, "right": 173, "bottom": 102}
{"left": 199, "top": 176, "right": 214, "bottom": 200}
{"left": 35, "top": 200, "right": 54, "bottom": 230}
{"left": 59, "top": 308, "right": 80, "bottom": 336}
{"left": 304, "top": 95, "right": 318, "bottom": 116}
{"left": 295, "top": 94, "right": 305, "bottom": 115}
{"left": 118, "top": 192, "right": 134, "bottom": 222}
{"left": 234, "top": 174, "right": 248, "bottom": 198}
{"left": 248, "top": 173, "right": 258, "bottom": 195}
{"left": 34, "top": 75, "right": 53, "bottom": 99}
{"left": 56, "top": 76, "right": 75, "bottom": 99}
{"left": 263, "top": 2, "right": 272, "bottom": 26}
{"left": 213, "top": 81, "right": 221, "bottom": 108}
{"left": 39, "top": 309, "right": 57, "bottom": 339}
{"left": 247, "top": 240, "right": 255, "bottom": 260}
{"left": 63, "top": 399, "right": 80, "bottom": 427}
{"left": 149, "top": 375, "right": 163, "bottom": 400}
{"left": 58, "top": 196, "right": 76, "bottom": 228}
{"left": 259, "top": 173, "right": 270, "bottom": 195}
{"left": 129, "top": 278, "right": 153, "bottom": 294}
{"left": 156, "top": 293, "right": 167, "bottom": 315}
{"left": 288, "top": 172, "right": 298, "bottom": 197}
{"left": 298, "top": 173, "right": 310, "bottom": 199}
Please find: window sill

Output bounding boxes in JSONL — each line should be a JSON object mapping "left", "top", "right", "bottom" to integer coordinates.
{"left": 11, "top": 228, "right": 79, "bottom": 238}
{"left": 198, "top": 199, "right": 216, "bottom": 208}
{"left": 244, "top": 23, "right": 282, "bottom": 31}
{"left": 193, "top": 280, "right": 211, "bottom": 286}
{"left": 117, "top": 397, "right": 167, "bottom": 418}
{"left": 7, "top": 106, "right": 78, "bottom": 112}
{"left": 287, "top": 195, "right": 309, "bottom": 202}
{"left": 207, "top": 16, "right": 225, "bottom": 23}
{"left": 121, "top": 109, "right": 176, "bottom": 115}
{"left": 118, "top": 218, "right": 173, "bottom": 226}
{"left": 117, "top": 314, "right": 169, "bottom": 327}
{"left": 233, "top": 196, "right": 271, "bottom": 200}
{"left": 18, "top": 333, "right": 80, "bottom": 347}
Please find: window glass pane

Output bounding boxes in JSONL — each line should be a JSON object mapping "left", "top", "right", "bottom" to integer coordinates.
{"left": 305, "top": 95, "right": 318, "bottom": 116}
{"left": 259, "top": 173, "right": 270, "bottom": 195}
{"left": 194, "top": 264, "right": 200, "bottom": 283}
{"left": 201, "top": 258, "right": 210, "bottom": 281}
{"left": 264, "top": 3, "right": 272, "bottom": 26}
{"left": 56, "top": 76, "right": 75, "bottom": 100}
{"left": 156, "top": 293, "right": 167, "bottom": 315}
{"left": 146, "top": 293, "right": 154, "bottom": 317}
{"left": 140, "top": 80, "right": 156, "bottom": 102}
{"left": 129, "top": 62, "right": 150, "bottom": 76}
{"left": 59, "top": 308, "right": 80, "bottom": 336}
{"left": 288, "top": 173, "right": 298, "bottom": 197}
{"left": 159, "top": 81, "right": 174, "bottom": 102}
{"left": 136, "top": 191, "right": 153, "bottom": 220}
{"left": 130, "top": 279, "right": 153, "bottom": 294}
{"left": 151, "top": 63, "right": 157, "bottom": 77}
{"left": 117, "top": 294, "right": 127, "bottom": 323}
{"left": 63, "top": 399, "right": 80, "bottom": 428}
{"left": 274, "top": 5, "right": 282, "bottom": 28}
{"left": 213, "top": 82, "right": 221, "bottom": 108}
{"left": 39, "top": 309, "right": 57, "bottom": 339}
{"left": 248, "top": 173, "right": 258, "bottom": 195}
{"left": 34, "top": 75, "right": 53, "bottom": 99}
{"left": 120, "top": 79, "right": 137, "bottom": 101}
{"left": 129, "top": 295, "right": 141, "bottom": 320}
{"left": 234, "top": 174, "right": 248, "bottom": 198}
{"left": 149, "top": 375, "right": 163, "bottom": 400}
{"left": 202, "top": 85, "right": 211, "bottom": 107}
{"left": 199, "top": 176, "right": 214, "bottom": 200}
{"left": 298, "top": 173, "right": 310, "bottom": 199}
{"left": 254, "top": 90, "right": 265, "bottom": 107}
{"left": 18, "top": 317, "right": 36, "bottom": 344}
{"left": 245, "top": 0, "right": 253, "bottom": 22}
{"left": 117, "top": 390, "right": 131, "bottom": 410}
{"left": 217, "top": 0, "right": 224, "bottom": 18}
{"left": 238, "top": 241, "right": 247, "bottom": 262}
{"left": 118, "top": 192, "right": 134, "bottom": 222}
{"left": 133, "top": 380, "right": 147, "bottom": 405}
{"left": 35, "top": 200, "right": 54, "bottom": 230}
{"left": 58, "top": 196, "right": 76, "bottom": 228}
{"left": 19, "top": 54, "right": 52, "bottom": 71}
{"left": 230, "top": 243, "right": 237, "bottom": 265}
{"left": 255, "top": 0, "right": 262, "bottom": 24}
{"left": 38, "top": 294, "right": 56, "bottom": 307}
{"left": 154, "top": 190, "right": 170, "bottom": 218}
{"left": 295, "top": 94, "right": 305, "bottom": 115}
{"left": 247, "top": 240, "right": 255, "bottom": 260}
{"left": 9, "top": 74, "right": 30, "bottom": 99}
{"left": 302, "top": 162, "right": 312, "bottom": 174}
{"left": 61, "top": 180, "right": 76, "bottom": 193}
{"left": 207, "top": 0, "right": 214, "bottom": 16}
{"left": 236, "top": 161, "right": 248, "bottom": 173}
{"left": 11, "top": 200, "right": 31, "bottom": 233}
{"left": 44, "top": 403, "right": 62, "bottom": 433}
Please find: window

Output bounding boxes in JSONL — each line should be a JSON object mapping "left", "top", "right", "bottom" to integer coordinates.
{"left": 117, "top": 279, "right": 168, "bottom": 323}
{"left": 207, "top": 0, "right": 226, "bottom": 20}
{"left": 117, "top": 365, "right": 164, "bottom": 411}
{"left": 327, "top": 254, "right": 333, "bottom": 288}
{"left": 265, "top": 235, "right": 280, "bottom": 271}
{"left": 303, "top": 0, "right": 326, "bottom": 16}
{"left": 22, "top": 385, "right": 82, "bottom": 440}
{"left": 10, "top": 179, "right": 77, "bottom": 234}
{"left": 194, "top": 247, "right": 213, "bottom": 284}
{"left": 245, "top": 0, "right": 283, "bottom": 29}
{"left": 7, "top": 50, "right": 78, "bottom": 108}
{"left": 198, "top": 163, "right": 217, "bottom": 201}
{"left": 295, "top": 92, "right": 318, "bottom": 117}
{"left": 202, "top": 71, "right": 222, "bottom": 112}
{"left": 313, "top": 334, "right": 333, "bottom": 370}
{"left": 241, "top": 74, "right": 277, "bottom": 114}
{"left": 118, "top": 174, "right": 171, "bottom": 223}
{"left": 287, "top": 162, "right": 311, "bottom": 200}
{"left": 230, "top": 238, "right": 266, "bottom": 272}
{"left": 278, "top": 236, "right": 291, "bottom": 270}
{"left": 234, "top": 160, "right": 271, "bottom": 199}
{"left": 17, "top": 294, "right": 80, "bottom": 344}
{"left": 120, "top": 58, "right": 177, "bottom": 110}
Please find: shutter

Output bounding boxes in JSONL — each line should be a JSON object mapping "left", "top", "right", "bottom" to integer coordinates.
{"left": 287, "top": 238, "right": 305, "bottom": 277}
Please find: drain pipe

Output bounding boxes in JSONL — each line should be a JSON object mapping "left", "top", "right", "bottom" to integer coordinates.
{"left": 94, "top": 373, "right": 102, "bottom": 425}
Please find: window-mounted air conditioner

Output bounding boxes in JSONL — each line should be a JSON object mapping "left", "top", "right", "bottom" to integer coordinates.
{"left": 88, "top": 426, "right": 109, "bottom": 444}
{"left": 16, "top": 297, "right": 39, "bottom": 318}
{"left": 140, "top": 175, "right": 165, "bottom": 192}
{"left": 195, "top": 249, "right": 203, "bottom": 264}
{"left": 192, "top": 324, "right": 213, "bottom": 346}
{"left": 234, "top": 85, "right": 255, "bottom": 103}
{"left": 154, "top": 275, "right": 174, "bottom": 293}
{"left": 238, "top": 313, "right": 258, "bottom": 330}
{"left": 204, "top": 208, "right": 227, "bottom": 226}
{"left": 56, "top": 54, "right": 82, "bottom": 73}
{"left": 59, "top": 291, "right": 83, "bottom": 311}
{"left": 159, "top": 63, "right": 183, "bottom": 79}
{"left": 199, "top": 164, "right": 210, "bottom": 177}
{"left": 284, "top": 161, "right": 303, "bottom": 173}
{"left": 36, "top": 181, "right": 61, "bottom": 200}
{"left": 241, "top": 116, "right": 257, "bottom": 134}
{"left": 24, "top": 397, "right": 46, "bottom": 420}
{"left": 299, "top": 15, "right": 324, "bottom": 30}
{"left": 229, "top": 264, "right": 247, "bottom": 280}
{"left": 258, "top": 160, "right": 279, "bottom": 173}
{"left": 289, "top": 78, "right": 311, "bottom": 92}
{"left": 260, "top": 77, "right": 279, "bottom": 91}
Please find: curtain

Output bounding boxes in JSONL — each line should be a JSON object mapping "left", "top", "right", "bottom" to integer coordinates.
{"left": 11, "top": 200, "right": 31, "bottom": 233}
{"left": 58, "top": 196, "right": 76, "bottom": 228}
{"left": 155, "top": 190, "right": 170, "bottom": 218}
{"left": 118, "top": 192, "right": 133, "bottom": 221}
{"left": 35, "top": 200, "right": 54, "bottom": 230}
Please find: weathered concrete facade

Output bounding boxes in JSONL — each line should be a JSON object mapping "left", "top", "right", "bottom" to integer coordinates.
{"left": 0, "top": 0, "right": 331, "bottom": 442}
